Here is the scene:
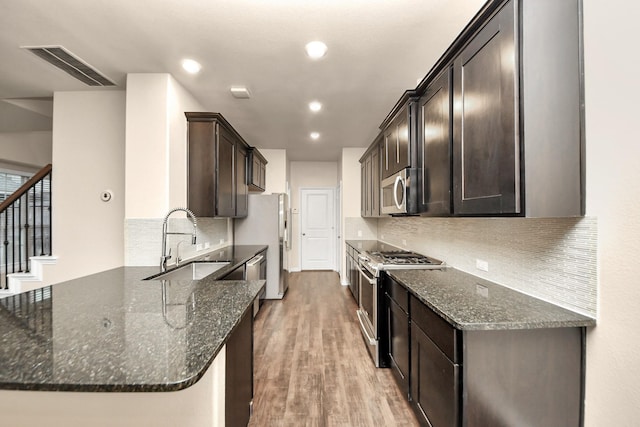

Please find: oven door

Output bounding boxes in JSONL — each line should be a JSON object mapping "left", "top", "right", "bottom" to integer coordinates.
{"left": 381, "top": 169, "right": 407, "bottom": 215}
{"left": 357, "top": 262, "right": 380, "bottom": 366}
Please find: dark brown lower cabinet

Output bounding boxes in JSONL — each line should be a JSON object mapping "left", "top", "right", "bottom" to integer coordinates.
{"left": 463, "top": 328, "right": 583, "bottom": 427}
{"left": 410, "top": 293, "right": 460, "bottom": 427}
{"left": 387, "top": 295, "right": 410, "bottom": 399}
{"left": 405, "top": 292, "right": 584, "bottom": 427}
{"left": 410, "top": 322, "right": 460, "bottom": 427}
{"left": 225, "top": 305, "right": 253, "bottom": 427}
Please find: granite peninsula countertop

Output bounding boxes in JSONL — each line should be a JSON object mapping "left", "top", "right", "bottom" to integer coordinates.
{"left": 388, "top": 268, "right": 596, "bottom": 331}
{"left": 0, "top": 245, "right": 267, "bottom": 392}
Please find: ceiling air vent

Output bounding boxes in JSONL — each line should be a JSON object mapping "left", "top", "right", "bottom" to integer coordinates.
{"left": 22, "top": 45, "right": 116, "bottom": 87}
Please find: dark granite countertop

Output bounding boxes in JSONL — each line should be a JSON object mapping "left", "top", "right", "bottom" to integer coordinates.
{"left": 345, "top": 239, "right": 401, "bottom": 253}
{"left": 0, "top": 245, "right": 267, "bottom": 392}
{"left": 388, "top": 268, "right": 596, "bottom": 331}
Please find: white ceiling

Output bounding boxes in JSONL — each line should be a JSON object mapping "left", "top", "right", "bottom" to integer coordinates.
{"left": 0, "top": 0, "right": 486, "bottom": 161}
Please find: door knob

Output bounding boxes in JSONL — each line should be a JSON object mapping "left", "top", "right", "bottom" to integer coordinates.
{"left": 302, "top": 233, "right": 306, "bottom": 236}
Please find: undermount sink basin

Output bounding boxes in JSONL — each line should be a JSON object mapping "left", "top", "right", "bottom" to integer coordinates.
{"left": 145, "top": 262, "right": 230, "bottom": 281}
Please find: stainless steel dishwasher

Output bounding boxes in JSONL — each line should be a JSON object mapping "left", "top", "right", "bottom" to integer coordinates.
{"left": 246, "top": 253, "right": 266, "bottom": 317}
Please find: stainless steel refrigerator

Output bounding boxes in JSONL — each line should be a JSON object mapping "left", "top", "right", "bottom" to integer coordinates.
{"left": 234, "top": 193, "right": 290, "bottom": 299}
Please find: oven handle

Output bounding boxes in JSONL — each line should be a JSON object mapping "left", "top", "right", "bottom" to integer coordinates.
{"left": 357, "top": 310, "right": 376, "bottom": 345}
{"left": 357, "top": 264, "right": 376, "bottom": 285}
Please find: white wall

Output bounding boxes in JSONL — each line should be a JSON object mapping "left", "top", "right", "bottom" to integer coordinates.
{"left": 125, "top": 74, "right": 171, "bottom": 218}
{"left": 50, "top": 91, "right": 126, "bottom": 284}
{"left": 0, "top": 131, "right": 52, "bottom": 170}
{"left": 289, "top": 161, "right": 338, "bottom": 271}
{"left": 124, "top": 73, "right": 231, "bottom": 266}
{"left": 341, "top": 148, "right": 364, "bottom": 218}
{"left": 583, "top": 1, "right": 640, "bottom": 424}
{"left": 167, "top": 75, "right": 204, "bottom": 209}
{"left": 125, "top": 72, "right": 206, "bottom": 217}
{"left": 339, "top": 148, "right": 368, "bottom": 284}
{"left": 259, "top": 148, "right": 288, "bottom": 194}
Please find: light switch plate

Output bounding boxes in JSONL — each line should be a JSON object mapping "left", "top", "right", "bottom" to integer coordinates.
{"left": 476, "top": 284, "right": 489, "bottom": 298}
{"left": 357, "top": 230, "right": 362, "bottom": 237}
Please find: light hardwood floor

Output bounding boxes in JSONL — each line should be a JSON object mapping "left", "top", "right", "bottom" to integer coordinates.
{"left": 249, "top": 271, "right": 420, "bottom": 427}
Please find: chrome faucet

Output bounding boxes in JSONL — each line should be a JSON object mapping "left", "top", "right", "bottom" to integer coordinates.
{"left": 161, "top": 207, "right": 197, "bottom": 272}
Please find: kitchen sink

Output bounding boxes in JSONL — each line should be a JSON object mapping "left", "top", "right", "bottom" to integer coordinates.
{"left": 145, "top": 262, "right": 230, "bottom": 281}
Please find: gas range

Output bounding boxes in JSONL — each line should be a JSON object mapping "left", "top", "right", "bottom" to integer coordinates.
{"left": 355, "top": 248, "right": 445, "bottom": 368}
{"left": 358, "top": 250, "right": 445, "bottom": 277}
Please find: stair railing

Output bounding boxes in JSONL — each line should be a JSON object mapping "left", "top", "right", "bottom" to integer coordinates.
{"left": 0, "top": 164, "right": 52, "bottom": 290}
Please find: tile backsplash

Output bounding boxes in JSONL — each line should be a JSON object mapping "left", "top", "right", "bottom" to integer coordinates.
{"left": 376, "top": 216, "right": 597, "bottom": 318}
{"left": 343, "top": 217, "right": 378, "bottom": 240}
{"left": 125, "top": 217, "right": 230, "bottom": 266}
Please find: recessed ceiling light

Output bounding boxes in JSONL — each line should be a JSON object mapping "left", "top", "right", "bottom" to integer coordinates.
{"left": 310, "top": 132, "right": 320, "bottom": 140}
{"left": 305, "top": 41, "right": 328, "bottom": 59}
{"left": 182, "top": 59, "right": 202, "bottom": 74}
{"left": 309, "top": 101, "right": 322, "bottom": 112}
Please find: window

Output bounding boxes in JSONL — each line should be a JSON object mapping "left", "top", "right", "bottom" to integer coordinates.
{"left": 0, "top": 170, "right": 31, "bottom": 202}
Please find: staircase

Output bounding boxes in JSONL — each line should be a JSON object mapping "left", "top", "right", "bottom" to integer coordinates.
{"left": 0, "top": 164, "right": 56, "bottom": 296}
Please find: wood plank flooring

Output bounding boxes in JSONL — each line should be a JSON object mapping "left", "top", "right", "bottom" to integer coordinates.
{"left": 249, "top": 271, "right": 420, "bottom": 427}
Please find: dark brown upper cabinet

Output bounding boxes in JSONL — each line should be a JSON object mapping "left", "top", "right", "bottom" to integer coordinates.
{"left": 419, "top": 68, "right": 452, "bottom": 216}
{"left": 452, "top": 0, "right": 519, "bottom": 215}
{"left": 380, "top": 94, "right": 419, "bottom": 180}
{"left": 236, "top": 142, "right": 249, "bottom": 217}
{"left": 450, "top": 0, "right": 584, "bottom": 217}
{"left": 185, "top": 112, "right": 250, "bottom": 218}
{"left": 248, "top": 148, "right": 267, "bottom": 192}
{"left": 360, "top": 134, "right": 382, "bottom": 218}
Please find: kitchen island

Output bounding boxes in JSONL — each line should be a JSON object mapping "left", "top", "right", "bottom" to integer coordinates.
{"left": 0, "top": 245, "right": 266, "bottom": 426}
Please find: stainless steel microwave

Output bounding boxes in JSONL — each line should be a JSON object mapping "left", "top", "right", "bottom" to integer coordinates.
{"left": 381, "top": 168, "right": 419, "bottom": 215}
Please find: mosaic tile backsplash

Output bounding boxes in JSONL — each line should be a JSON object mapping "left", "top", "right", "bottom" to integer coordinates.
{"left": 125, "top": 217, "right": 230, "bottom": 266}
{"left": 376, "top": 216, "right": 597, "bottom": 318}
{"left": 343, "top": 217, "right": 378, "bottom": 240}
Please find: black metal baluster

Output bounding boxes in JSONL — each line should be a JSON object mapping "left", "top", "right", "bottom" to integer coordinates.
{"left": 3, "top": 211, "right": 7, "bottom": 289}
{"left": 11, "top": 203, "right": 16, "bottom": 275}
{"left": 18, "top": 196, "right": 22, "bottom": 272}
{"left": 47, "top": 172, "right": 52, "bottom": 255}
{"left": 40, "top": 179, "right": 45, "bottom": 256}
{"left": 25, "top": 188, "right": 30, "bottom": 273}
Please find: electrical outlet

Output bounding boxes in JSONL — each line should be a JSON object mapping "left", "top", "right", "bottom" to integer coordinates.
{"left": 204, "top": 242, "right": 210, "bottom": 249}
{"left": 476, "top": 284, "right": 489, "bottom": 298}
{"left": 357, "top": 230, "right": 362, "bottom": 237}
{"left": 196, "top": 243, "right": 203, "bottom": 251}
{"left": 381, "top": 234, "right": 385, "bottom": 240}
{"left": 476, "top": 259, "right": 489, "bottom": 272}
{"left": 402, "top": 239, "right": 407, "bottom": 246}
{"left": 219, "top": 239, "right": 224, "bottom": 245}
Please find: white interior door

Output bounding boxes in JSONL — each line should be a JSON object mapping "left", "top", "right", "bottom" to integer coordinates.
{"left": 300, "top": 188, "right": 335, "bottom": 270}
